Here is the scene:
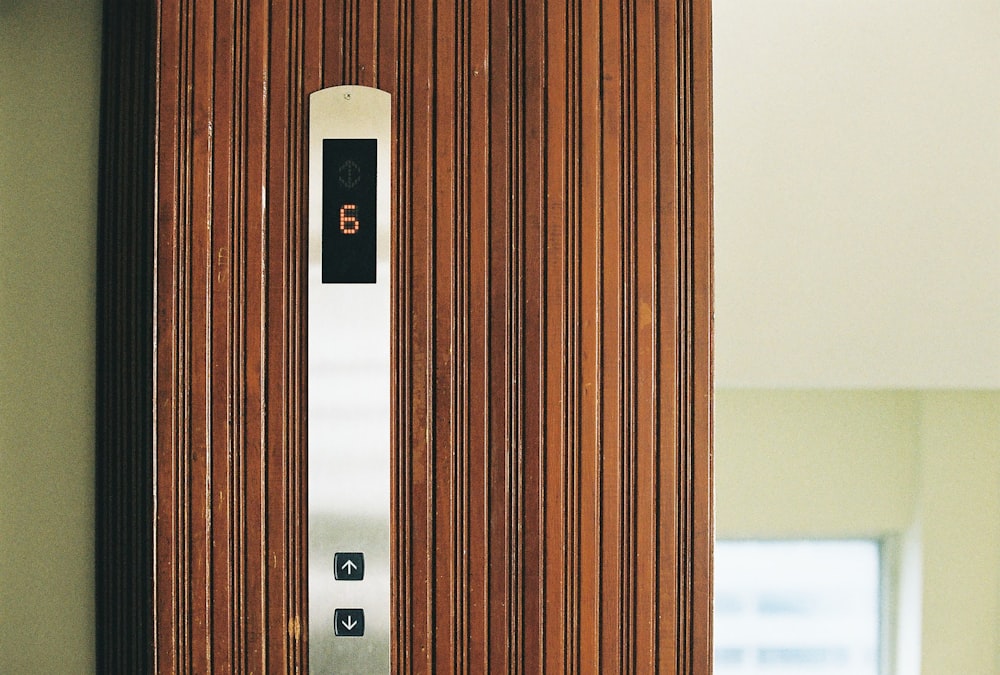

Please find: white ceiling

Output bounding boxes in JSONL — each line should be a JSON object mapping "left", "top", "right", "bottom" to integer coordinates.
{"left": 713, "top": 0, "right": 1000, "bottom": 388}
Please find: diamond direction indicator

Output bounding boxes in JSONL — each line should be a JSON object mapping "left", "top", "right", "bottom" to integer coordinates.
{"left": 334, "top": 552, "right": 365, "bottom": 581}
{"left": 334, "top": 608, "right": 365, "bottom": 637}
{"left": 338, "top": 159, "right": 362, "bottom": 189}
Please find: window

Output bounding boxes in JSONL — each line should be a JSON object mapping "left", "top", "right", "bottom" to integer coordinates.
{"left": 715, "top": 540, "right": 881, "bottom": 674}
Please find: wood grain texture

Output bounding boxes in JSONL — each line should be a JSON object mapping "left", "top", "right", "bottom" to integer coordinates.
{"left": 154, "top": 1, "right": 308, "bottom": 671}
{"left": 379, "top": 1, "right": 714, "bottom": 671}
{"left": 98, "top": 1, "right": 309, "bottom": 672}
{"left": 97, "top": 0, "right": 711, "bottom": 671}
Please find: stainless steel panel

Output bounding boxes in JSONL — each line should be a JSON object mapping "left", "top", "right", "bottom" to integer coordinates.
{"left": 308, "top": 85, "right": 391, "bottom": 674}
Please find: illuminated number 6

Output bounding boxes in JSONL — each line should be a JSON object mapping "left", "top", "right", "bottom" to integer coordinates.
{"left": 339, "top": 203, "right": 360, "bottom": 234}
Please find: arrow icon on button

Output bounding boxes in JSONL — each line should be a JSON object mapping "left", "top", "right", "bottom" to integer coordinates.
{"left": 334, "top": 552, "right": 364, "bottom": 580}
{"left": 334, "top": 608, "right": 365, "bottom": 636}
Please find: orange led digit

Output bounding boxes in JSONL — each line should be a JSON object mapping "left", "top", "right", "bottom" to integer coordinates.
{"left": 339, "top": 204, "right": 360, "bottom": 234}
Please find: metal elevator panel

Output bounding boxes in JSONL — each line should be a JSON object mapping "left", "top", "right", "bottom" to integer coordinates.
{"left": 308, "top": 85, "right": 391, "bottom": 674}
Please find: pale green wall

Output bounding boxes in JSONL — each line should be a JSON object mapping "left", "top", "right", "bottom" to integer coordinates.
{"left": 917, "top": 392, "right": 1000, "bottom": 674}
{"left": 716, "top": 389, "right": 1000, "bottom": 674}
{"left": 0, "top": 1, "right": 100, "bottom": 672}
{"left": 715, "top": 390, "right": 920, "bottom": 538}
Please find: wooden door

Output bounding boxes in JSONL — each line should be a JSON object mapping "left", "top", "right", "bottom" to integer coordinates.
{"left": 96, "top": 1, "right": 712, "bottom": 671}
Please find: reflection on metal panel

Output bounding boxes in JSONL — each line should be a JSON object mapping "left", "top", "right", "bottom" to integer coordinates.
{"left": 308, "top": 85, "right": 391, "bottom": 674}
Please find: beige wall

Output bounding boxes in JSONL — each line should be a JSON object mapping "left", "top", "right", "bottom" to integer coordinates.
{"left": 0, "top": 1, "right": 100, "bottom": 672}
{"left": 714, "top": 0, "right": 1000, "bottom": 389}
{"left": 716, "top": 390, "right": 1000, "bottom": 674}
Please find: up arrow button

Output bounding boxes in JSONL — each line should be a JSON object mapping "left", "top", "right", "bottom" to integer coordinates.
{"left": 334, "top": 552, "right": 365, "bottom": 580}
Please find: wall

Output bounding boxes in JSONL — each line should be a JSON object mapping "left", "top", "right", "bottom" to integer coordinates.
{"left": 716, "top": 390, "right": 1000, "bottom": 674}
{"left": 715, "top": 390, "right": 920, "bottom": 539}
{"left": 0, "top": 2, "right": 100, "bottom": 672}
{"left": 917, "top": 392, "right": 1000, "bottom": 674}
{"left": 714, "top": 2, "right": 1000, "bottom": 672}
{"left": 714, "top": 0, "right": 1000, "bottom": 389}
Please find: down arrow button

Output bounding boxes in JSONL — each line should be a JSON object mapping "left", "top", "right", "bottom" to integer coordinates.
{"left": 334, "top": 608, "right": 365, "bottom": 637}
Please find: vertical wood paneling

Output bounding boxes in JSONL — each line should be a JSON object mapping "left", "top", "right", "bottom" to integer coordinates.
{"left": 98, "top": 0, "right": 311, "bottom": 672}
{"left": 691, "top": 0, "right": 715, "bottom": 668}
{"left": 520, "top": 4, "right": 548, "bottom": 671}
{"left": 384, "top": 1, "right": 713, "bottom": 670}
{"left": 388, "top": 0, "right": 711, "bottom": 672}
{"left": 432, "top": 1, "right": 460, "bottom": 670}
{"left": 97, "top": 0, "right": 711, "bottom": 671}
{"left": 540, "top": 2, "right": 572, "bottom": 670}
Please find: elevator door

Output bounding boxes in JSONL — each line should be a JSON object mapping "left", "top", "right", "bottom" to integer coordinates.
{"left": 96, "top": 2, "right": 712, "bottom": 672}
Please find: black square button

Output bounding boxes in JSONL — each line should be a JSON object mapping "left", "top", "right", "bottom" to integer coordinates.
{"left": 334, "top": 608, "right": 365, "bottom": 637}
{"left": 334, "top": 552, "right": 365, "bottom": 580}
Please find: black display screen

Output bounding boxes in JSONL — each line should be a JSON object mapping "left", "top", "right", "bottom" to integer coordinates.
{"left": 322, "top": 138, "right": 377, "bottom": 283}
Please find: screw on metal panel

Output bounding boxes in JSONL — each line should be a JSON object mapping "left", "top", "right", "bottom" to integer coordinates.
{"left": 344, "top": 92, "right": 352, "bottom": 100}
